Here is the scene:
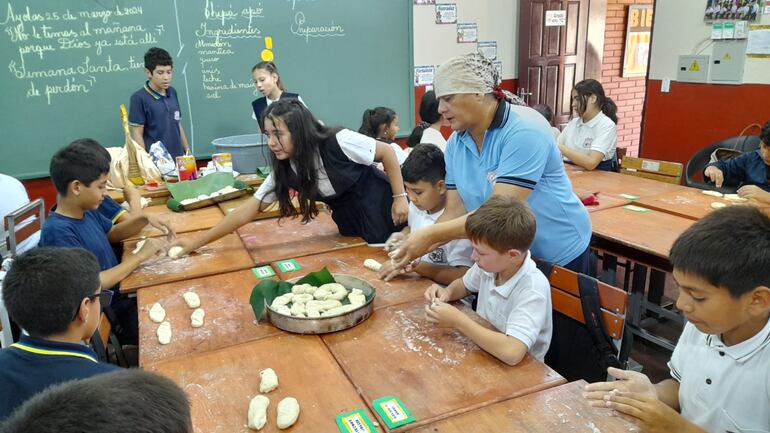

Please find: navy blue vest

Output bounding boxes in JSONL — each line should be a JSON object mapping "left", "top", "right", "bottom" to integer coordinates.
{"left": 251, "top": 92, "right": 299, "bottom": 131}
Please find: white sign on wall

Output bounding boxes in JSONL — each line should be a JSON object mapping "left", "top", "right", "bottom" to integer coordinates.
{"left": 545, "top": 10, "right": 567, "bottom": 27}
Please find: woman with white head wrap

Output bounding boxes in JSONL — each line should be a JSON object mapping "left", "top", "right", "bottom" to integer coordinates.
{"left": 387, "top": 53, "right": 592, "bottom": 274}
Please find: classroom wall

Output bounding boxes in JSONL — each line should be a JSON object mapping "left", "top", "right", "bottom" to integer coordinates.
{"left": 602, "top": 0, "right": 655, "bottom": 157}
{"left": 640, "top": 0, "right": 770, "bottom": 165}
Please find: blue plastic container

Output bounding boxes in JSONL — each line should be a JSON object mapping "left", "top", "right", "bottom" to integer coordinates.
{"left": 212, "top": 134, "right": 268, "bottom": 174}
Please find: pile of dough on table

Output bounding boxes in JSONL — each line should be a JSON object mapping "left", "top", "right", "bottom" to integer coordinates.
{"left": 179, "top": 185, "right": 241, "bottom": 206}
{"left": 270, "top": 283, "right": 367, "bottom": 318}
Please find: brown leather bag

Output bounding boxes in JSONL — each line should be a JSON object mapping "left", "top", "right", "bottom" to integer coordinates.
{"left": 709, "top": 123, "right": 763, "bottom": 163}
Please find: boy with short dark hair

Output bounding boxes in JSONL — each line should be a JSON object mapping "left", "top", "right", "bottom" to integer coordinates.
{"left": 423, "top": 195, "right": 552, "bottom": 366}
{"left": 129, "top": 47, "right": 190, "bottom": 158}
{"left": 378, "top": 144, "right": 472, "bottom": 285}
{"left": 0, "top": 248, "right": 119, "bottom": 421}
{"left": 0, "top": 369, "right": 192, "bottom": 433}
{"left": 584, "top": 206, "right": 770, "bottom": 432}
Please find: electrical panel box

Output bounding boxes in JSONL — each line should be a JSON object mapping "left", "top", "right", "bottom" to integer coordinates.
{"left": 677, "top": 55, "right": 709, "bottom": 83}
{"left": 710, "top": 41, "right": 746, "bottom": 84}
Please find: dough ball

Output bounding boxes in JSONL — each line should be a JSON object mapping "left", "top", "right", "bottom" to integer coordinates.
{"left": 182, "top": 291, "right": 201, "bottom": 309}
{"left": 132, "top": 239, "right": 147, "bottom": 255}
{"left": 180, "top": 198, "right": 197, "bottom": 206}
{"left": 190, "top": 308, "right": 205, "bottom": 328}
{"left": 157, "top": 321, "right": 172, "bottom": 345}
{"left": 247, "top": 395, "right": 270, "bottom": 430}
{"left": 711, "top": 202, "right": 727, "bottom": 209}
{"left": 168, "top": 246, "right": 184, "bottom": 259}
{"left": 259, "top": 368, "right": 278, "bottom": 393}
{"left": 148, "top": 302, "right": 166, "bottom": 323}
{"left": 363, "top": 258, "right": 382, "bottom": 272}
{"left": 197, "top": 194, "right": 209, "bottom": 201}
{"left": 276, "top": 397, "right": 300, "bottom": 429}
{"left": 275, "top": 305, "right": 291, "bottom": 316}
{"left": 724, "top": 193, "right": 748, "bottom": 203}
{"left": 702, "top": 190, "right": 724, "bottom": 197}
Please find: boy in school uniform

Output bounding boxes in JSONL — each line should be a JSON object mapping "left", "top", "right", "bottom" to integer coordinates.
{"left": 584, "top": 206, "right": 770, "bottom": 432}
{"left": 0, "top": 248, "right": 119, "bottom": 421}
{"left": 378, "top": 144, "right": 473, "bottom": 285}
{"left": 423, "top": 195, "right": 552, "bottom": 366}
{"left": 39, "top": 140, "right": 166, "bottom": 342}
{"left": 129, "top": 47, "right": 190, "bottom": 159}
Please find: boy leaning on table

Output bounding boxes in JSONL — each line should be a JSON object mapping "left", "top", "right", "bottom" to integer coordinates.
{"left": 584, "top": 206, "right": 770, "bottom": 433}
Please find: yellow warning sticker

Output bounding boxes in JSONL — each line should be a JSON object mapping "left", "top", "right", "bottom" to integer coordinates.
{"left": 723, "top": 53, "right": 732, "bottom": 61}
{"left": 689, "top": 61, "right": 700, "bottom": 72}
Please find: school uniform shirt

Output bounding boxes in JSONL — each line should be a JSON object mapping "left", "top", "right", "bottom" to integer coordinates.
{"left": 668, "top": 320, "right": 770, "bottom": 433}
{"left": 408, "top": 202, "right": 472, "bottom": 267}
{"left": 0, "top": 174, "right": 39, "bottom": 254}
{"left": 707, "top": 149, "right": 770, "bottom": 192}
{"left": 39, "top": 211, "right": 118, "bottom": 274}
{"left": 98, "top": 196, "right": 126, "bottom": 224}
{"left": 462, "top": 252, "right": 552, "bottom": 361}
{"left": 254, "top": 129, "right": 400, "bottom": 243}
{"left": 444, "top": 101, "right": 592, "bottom": 266}
{"left": 0, "top": 335, "right": 118, "bottom": 421}
{"left": 557, "top": 111, "right": 617, "bottom": 163}
{"left": 129, "top": 81, "right": 185, "bottom": 159}
{"left": 419, "top": 127, "right": 448, "bottom": 152}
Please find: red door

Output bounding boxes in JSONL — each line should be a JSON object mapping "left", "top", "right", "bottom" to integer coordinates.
{"left": 518, "top": 0, "right": 606, "bottom": 129}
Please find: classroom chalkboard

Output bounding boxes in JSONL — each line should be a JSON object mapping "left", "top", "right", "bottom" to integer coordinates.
{"left": 0, "top": 0, "right": 414, "bottom": 179}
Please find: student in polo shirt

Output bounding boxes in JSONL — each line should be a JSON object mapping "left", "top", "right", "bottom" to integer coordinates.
{"left": 584, "top": 206, "right": 770, "bottom": 433}
{"left": 390, "top": 53, "right": 592, "bottom": 274}
{"left": 129, "top": 47, "right": 189, "bottom": 159}
{"left": 0, "top": 248, "right": 119, "bottom": 421}
{"left": 424, "top": 196, "right": 552, "bottom": 365}
{"left": 557, "top": 79, "right": 619, "bottom": 172}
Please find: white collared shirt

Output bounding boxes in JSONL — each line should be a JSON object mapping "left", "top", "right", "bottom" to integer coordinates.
{"left": 407, "top": 202, "right": 472, "bottom": 268}
{"left": 668, "top": 320, "right": 770, "bottom": 433}
{"left": 558, "top": 111, "right": 617, "bottom": 161}
{"left": 419, "top": 127, "right": 447, "bottom": 152}
{"left": 462, "top": 252, "right": 552, "bottom": 361}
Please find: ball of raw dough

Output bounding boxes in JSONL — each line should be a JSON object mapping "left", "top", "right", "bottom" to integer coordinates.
{"left": 190, "top": 308, "right": 205, "bottom": 328}
{"left": 363, "top": 258, "right": 382, "bottom": 272}
{"left": 157, "top": 321, "right": 172, "bottom": 345}
{"left": 276, "top": 397, "right": 300, "bottom": 429}
{"left": 182, "top": 291, "right": 201, "bottom": 309}
{"left": 710, "top": 202, "right": 727, "bottom": 209}
{"left": 148, "top": 302, "right": 166, "bottom": 323}
{"left": 247, "top": 395, "right": 270, "bottom": 430}
{"left": 702, "top": 190, "right": 723, "bottom": 198}
{"left": 197, "top": 194, "right": 209, "bottom": 201}
{"left": 259, "top": 368, "right": 278, "bottom": 393}
{"left": 132, "top": 239, "right": 147, "bottom": 255}
{"left": 168, "top": 246, "right": 184, "bottom": 259}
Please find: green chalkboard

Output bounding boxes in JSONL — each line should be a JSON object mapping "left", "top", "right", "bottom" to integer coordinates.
{"left": 0, "top": 0, "right": 414, "bottom": 179}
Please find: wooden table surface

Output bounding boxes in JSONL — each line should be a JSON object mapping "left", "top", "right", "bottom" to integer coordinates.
{"left": 275, "top": 245, "right": 430, "bottom": 311}
{"left": 634, "top": 188, "right": 748, "bottom": 220}
{"left": 590, "top": 206, "right": 695, "bottom": 259}
{"left": 125, "top": 205, "right": 225, "bottom": 241}
{"left": 408, "top": 380, "right": 639, "bottom": 433}
{"left": 238, "top": 211, "right": 366, "bottom": 265}
{"left": 120, "top": 231, "right": 254, "bottom": 293}
{"left": 321, "top": 300, "right": 565, "bottom": 431}
{"left": 577, "top": 192, "right": 632, "bottom": 213}
{"left": 217, "top": 195, "right": 288, "bottom": 221}
{"left": 147, "top": 334, "right": 379, "bottom": 433}
{"left": 568, "top": 170, "right": 684, "bottom": 199}
{"left": 136, "top": 269, "right": 282, "bottom": 366}
{"left": 108, "top": 174, "right": 264, "bottom": 203}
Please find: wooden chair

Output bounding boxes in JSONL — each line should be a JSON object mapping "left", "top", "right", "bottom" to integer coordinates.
{"left": 91, "top": 313, "right": 128, "bottom": 367}
{"left": 615, "top": 147, "right": 628, "bottom": 173}
{"left": 3, "top": 198, "right": 45, "bottom": 258}
{"left": 536, "top": 260, "right": 630, "bottom": 382}
{"left": 620, "top": 156, "right": 683, "bottom": 184}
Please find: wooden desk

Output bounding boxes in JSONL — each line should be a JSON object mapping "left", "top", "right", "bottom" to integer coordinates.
{"left": 125, "top": 205, "right": 225, "bottom": 241}
{"left": 107, "top": 175, "right": 263, "bottom": 203}
{"left": 408, "top": 380, "right": 638, "bottom": 433}
{"left": 238, "top": 212, "right": 366, "bottom": 265}
{"left": 217, "top": 195, "right": 291, "bottom": 221}
{"left": 569, "top": 170, "right": 684, "bottom": 199}
{"left": 577, "top": 192, "right": 632, "bottom": 213}
{"left": 120, "top": 231, "right": 253, "bottom": 293}
{"left": 137, "top": 270, "right": 282, "bottom": 366}
{"left": 590, "top": 206, "right": 695, "bottom": 261}
{"left": 274, "top": 245, "right": 429, "bottom": 311}
{"left": 147, "top": 334, "right": 378, "bottom": 433}
{"left": 634, "top": 188, "right": 742, "bottom": 220}
{"left": 321, "top": 301, "right": 565, "bottom": 431}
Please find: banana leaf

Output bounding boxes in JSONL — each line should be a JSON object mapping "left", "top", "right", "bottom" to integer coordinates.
{"left": 249, "top": 267, "right": 336, "bottom": 321}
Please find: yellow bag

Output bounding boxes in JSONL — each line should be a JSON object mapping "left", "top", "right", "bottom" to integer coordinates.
{"left": 106, "top": 105, "right": 161, "bottom": 189}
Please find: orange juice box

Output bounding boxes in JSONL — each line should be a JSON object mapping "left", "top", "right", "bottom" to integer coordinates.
{"left": 176, "top": 155, "right": 197, "bottom": 181}
{"left": 212, "top": 152, "right": 233, "bottom": 172}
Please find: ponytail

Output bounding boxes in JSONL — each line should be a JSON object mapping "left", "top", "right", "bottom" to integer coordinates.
{"left": 358, "top": 107, "right": 396, "bottom": 139}
{"left": 573, "top": 79, "right": 617, "bottom": 124}
{"left": 407, "top": 121, "right": 430, "bottom": 148}
{"left": 601, "top": 98, "right": 618, "bottom": 124}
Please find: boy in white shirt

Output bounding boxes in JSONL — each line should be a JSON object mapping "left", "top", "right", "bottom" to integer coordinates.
{"left": 379, "top": 144, "right": 472, "bottom": 285}
{"left": 423, "top": 195, "right": 552, "bottom": 366}
{"left": 584, "top": 206, "right": 770, "bottom": 433}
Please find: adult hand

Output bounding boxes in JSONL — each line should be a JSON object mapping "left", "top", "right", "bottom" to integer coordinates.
{"left": 167, "top": 237, "right": 199, "bottom": 258}
{"left": 391, "top": 196, "right": 408, "bottom": 226}
{"left": 703, "top": 166, "right": 724, "bottom": 188}
{"left": 384, "top": 231, "right": 406, "bottom": 253}
{"left": 388, "top": 227, "right": 440, "bottom": 270}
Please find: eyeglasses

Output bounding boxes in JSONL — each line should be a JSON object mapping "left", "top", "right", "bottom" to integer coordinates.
{"left": 71, "top": 290, "right": 114, "bottom": 321}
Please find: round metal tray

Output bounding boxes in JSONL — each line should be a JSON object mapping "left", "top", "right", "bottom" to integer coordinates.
{"left": 266, "top": 274, "right": 376, "bottom": 334}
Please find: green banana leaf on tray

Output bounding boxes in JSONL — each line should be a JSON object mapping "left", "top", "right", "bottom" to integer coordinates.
{"left": 165, "top": 172, "right": 250, "bottom": 212}
{"left": 250, "top": 267, "right": 337, "bottom": 322}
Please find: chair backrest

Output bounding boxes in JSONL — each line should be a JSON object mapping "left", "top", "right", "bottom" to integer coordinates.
{"left": 685, "top": 135, "right": 761, "bottom": 192}
{"left": 620, "top": 156, "right": 683, "bottom": 185}
{"left": 0, "top": 283, "right": 12, "bottom": 348}
{"left": 3, "top": 198, "right": 45, "bottom": 258}
{"left": 615, "top": 147, "right": 628, "bottom": 173}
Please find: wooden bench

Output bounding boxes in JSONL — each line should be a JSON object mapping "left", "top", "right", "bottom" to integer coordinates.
{"left": 621, "top": 156, "right": 683, "bottom": 185}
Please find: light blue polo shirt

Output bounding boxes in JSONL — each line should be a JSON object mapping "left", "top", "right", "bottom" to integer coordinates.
{"left": 445, "top": 101, "right": 591, "bottom": 265}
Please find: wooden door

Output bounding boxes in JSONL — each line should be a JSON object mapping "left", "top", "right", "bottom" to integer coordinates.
{"left": 518, "top": 0, "right": 606, "bottom": 129}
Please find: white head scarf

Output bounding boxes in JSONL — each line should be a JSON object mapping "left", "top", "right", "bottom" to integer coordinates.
{"left": 433, "top": 53, "right": 526, "bottom": 106}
